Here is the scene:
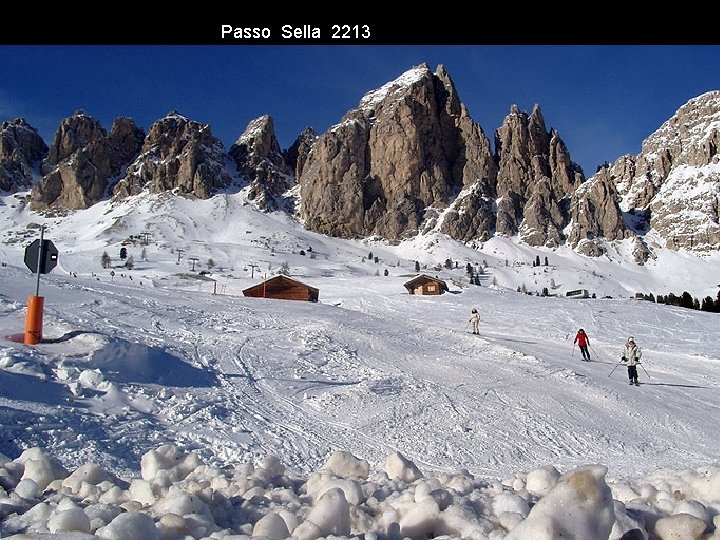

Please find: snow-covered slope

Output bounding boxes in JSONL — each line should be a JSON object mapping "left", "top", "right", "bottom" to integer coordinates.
{"left": 3, "top": 187, "right": 720, "bottom": 301}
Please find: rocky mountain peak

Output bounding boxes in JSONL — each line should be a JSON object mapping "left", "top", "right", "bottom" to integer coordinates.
{"left": 42, "top": 113, "right": 107, "bottom": 175}
{"left": 0, "top": 118, "right": 48, "bottom": 192}
{"left": 0, "top": 118, "right": 47, "bottom": 164}
{"left": 113, "top": 113, "right": 231, "bottom": 200}
{"left": 229, "top": 115, "right": 292, "bottom": 211}
{"left": 495, "top": 103, "right": 584, "bottom": 247}
{"left": 606, "top": 90, "right": 720, "bottom": 251}
{"left": 232, "top": 115, "right": 283, "bottom": 163}
{"left": 299, "top": 64, "right": 496, "bottom": 240}
{"left": 30, "top": 114, "right": 144, "bottom": 211}
{"left": 357, "top": 63, "right": 432, "bottom": 115}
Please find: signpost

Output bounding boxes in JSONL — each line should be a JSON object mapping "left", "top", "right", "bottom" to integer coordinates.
{"left": 22, "top": 225, "right": 58, "bottom": 345}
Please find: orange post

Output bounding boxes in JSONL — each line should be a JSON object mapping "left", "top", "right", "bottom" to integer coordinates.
{"left": 24, "top": 295, "right": 44, "bottom": 345}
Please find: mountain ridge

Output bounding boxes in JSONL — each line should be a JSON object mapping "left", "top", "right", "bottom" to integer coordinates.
{"left": 1, "top": 65, "right": 718, "bottom": 264}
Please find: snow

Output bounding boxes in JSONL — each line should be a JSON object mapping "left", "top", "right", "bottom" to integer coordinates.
{"left": 358, "top": 64, "right": 429, "bottom": 113}
{"left": 0, "top": 188, "right": 720, "bottom": 539}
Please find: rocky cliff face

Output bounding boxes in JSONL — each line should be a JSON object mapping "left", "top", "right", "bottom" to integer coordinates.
{"left": 285, "top": 127, "right": 316, "bottom": 180}
{"left": 298, "top": 64, "right": 585, "bottom": 246}
{"left": 567, "top": 167, "right": 628, "bottom": 256}
{"left": 494, "top": 105, "right": 584, "bottom": 247}
{"left": 114, "top": 112, "right": 232, "bottom": 200}
{"left": 600, "top": 91, "right": 720, "bottom": 252}
{"left": 299, "top": 63, "right": 497, "bottom": 240}
{"left": 229, "top": 115, "right": 293, "bottom": 211}
{"left": 31, "top": 113, "right": 144, "bottom": 210}
{"left": 7, "top": 65, "right": 716, "bottom": 259}
{"left": 298, "top": 65, "right": 718, "bottom": 257}
{"left": 0, "top": 118, "right": 48, "bottom": 192}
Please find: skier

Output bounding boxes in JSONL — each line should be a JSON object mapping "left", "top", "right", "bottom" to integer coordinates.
{"left": 469, "top": 308, "right": 480, "bottom": 334}
{"left": 621, "top": 336, "right": 643, "bottom": 386}
{"left": 574, "top": 328, "right": 591, "bottom": 361}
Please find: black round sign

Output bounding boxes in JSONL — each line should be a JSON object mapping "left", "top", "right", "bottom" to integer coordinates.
{"left": 24, "top": 239, "right": 59, "bottom": 274}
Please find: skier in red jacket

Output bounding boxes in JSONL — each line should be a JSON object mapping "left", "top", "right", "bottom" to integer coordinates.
{"left": 574, "top": 329, "right": 591, "bottom": 361}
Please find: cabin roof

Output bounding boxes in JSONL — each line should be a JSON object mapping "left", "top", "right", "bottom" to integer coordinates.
{"left": 242, "top": 275, "right": 319, "bottom": 294}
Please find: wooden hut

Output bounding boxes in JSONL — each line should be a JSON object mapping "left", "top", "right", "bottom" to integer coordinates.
{"left": 403, "top": 274, "right": 448, "bottom": 295}
{"left": 243, "top": 275, "right": 319, "bottom": 302}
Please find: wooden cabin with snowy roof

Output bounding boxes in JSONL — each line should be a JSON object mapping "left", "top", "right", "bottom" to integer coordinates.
{"left": 242, "top": 275, "right": 319, "bottom": 302}
{"left": 403, "top": 274, "right": 449, "bottom": 296}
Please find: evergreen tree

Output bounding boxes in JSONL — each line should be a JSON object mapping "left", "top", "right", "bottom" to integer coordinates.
{"left": 207, "top": 258, "right": 215, "bottom": 270}
{"left": 681, "top": 291, "right": 694, "bottom": 309}
{"left": 140, "top": 247, "right": 147, "bottom": 260}
{"left": 535, "top": 255, "right": 541, "bottom": 267}
{"left": 125, "top": 256, "right": 134, "bottom": 270}
{"left": 544, "top": 256, "right": 549, "bottom": 266}
{"left": 383, "top": 269, "right": 389, "bottom": 276}
{"left": 368, "top": 251, "right": 373, "bottom": 260}
{"left": 444, "top": 258, "right": 453, "bottom": 269}
{"left": 415, "top": 260, "right": 420, "bottom": 272}
{"left": 100, "top": 251, "right": 111, "bottom": 269}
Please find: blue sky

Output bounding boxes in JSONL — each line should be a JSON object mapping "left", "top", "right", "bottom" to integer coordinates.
{"left": 1, "top": 45, "right": 718, "bottom": 177}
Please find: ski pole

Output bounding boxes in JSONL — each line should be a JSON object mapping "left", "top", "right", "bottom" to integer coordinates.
{"left": 638, "top": 362, "right": 650, "bottom": 379}
{"left": 589, "top": 344, "right": 599, "bottom": 358}
{"left": 608, "top": 359, "right": 624, "bottom": 377}
{"left": 572, "top": 345, "right": 575, "bottom": 358}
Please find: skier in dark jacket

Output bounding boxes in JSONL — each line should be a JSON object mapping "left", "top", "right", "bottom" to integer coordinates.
{"left": 574, "top": 329, "right": 591, "bottom": 361}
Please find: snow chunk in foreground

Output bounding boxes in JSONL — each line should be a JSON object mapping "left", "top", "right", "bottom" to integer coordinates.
{"left": 385, "top": 451, "right": 423, "bottom": 483}
{"left": 95, "top": 512, "right": 159, "bottom": 539}
{"left": 1, "top": 445, "right": 718, "bottom": 540}
{"left": 505, "top": 464, "right": 615, "bottom": 540}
